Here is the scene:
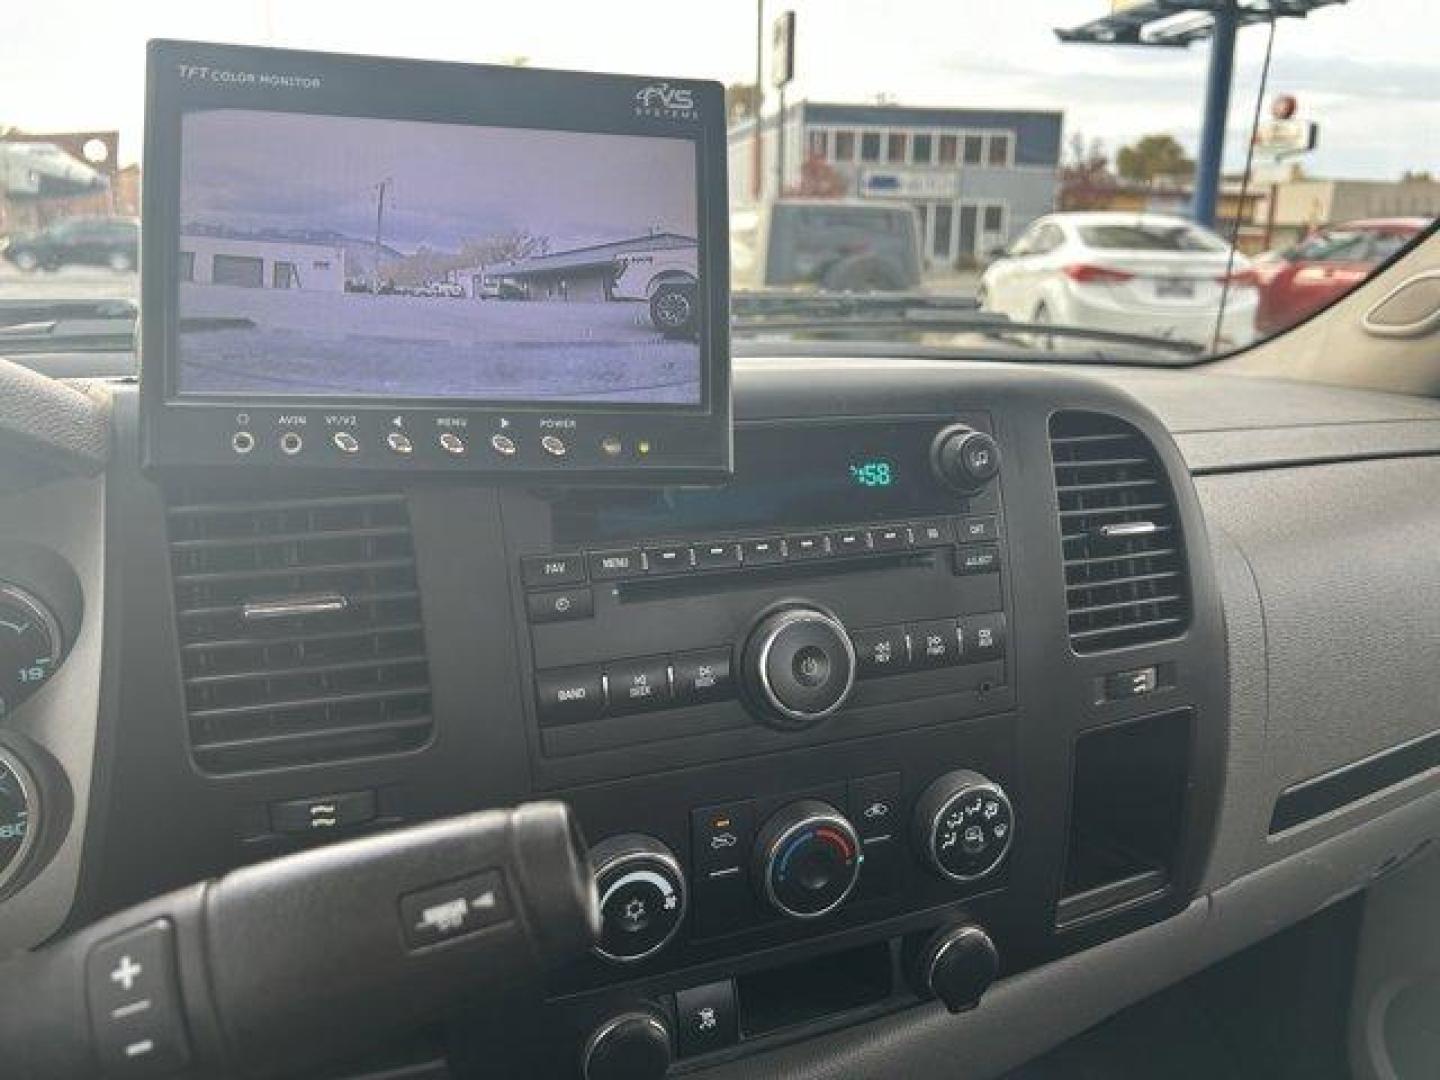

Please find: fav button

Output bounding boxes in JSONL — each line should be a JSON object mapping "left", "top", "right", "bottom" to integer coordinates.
{"left": 520, "top": 553, "right": 586, "bottom": 587}
{"left": 607, "top": 657, "right": 672, "bottom": 714}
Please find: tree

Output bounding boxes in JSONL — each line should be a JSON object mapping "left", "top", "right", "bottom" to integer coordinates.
{"left": 725, "top": 83, "right": 760, "bottom": 124}
{"left": 1401, "top": 170, "right": 1434, "bottom": 183}
{"left": 1116, "top": 134, "right": 1195, "bottom": 185}
{"left": 786, "top": 152, "right": 848, "bottom": 198}
{"left": 1059, "top": 131, "right": 1116, "bottom": 211}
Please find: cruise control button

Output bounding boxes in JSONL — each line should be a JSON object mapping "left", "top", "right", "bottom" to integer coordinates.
{"left": 526, "top": 587, "right": 593, "bottom": 623}
{"left": 911, "top": 619, "right": 962, "bottom": 668}
{"left": 520, "top": 553, "right": 586, "bottom": 587}
{"left": 851, "top": 626, "right": 911, "bottom": 678}
{"left": 87, "top": 920, "right": 191, "bottom": 1076}
{"left": 673, "top": 649, "right": 733, "bottom": 705}
{"left": 400, "top": 870, "right": 511, "bottom": 949}
{"left": 645, "top": 545, "right": 694, "bottom": 574}
{"left": 607, "top": 657, "right": 671, "bottom": 714}
{"left": 589, "top": 549, "right": 644, "bottom": 580}
{"left": 872, "top": 524, "right": 912, "bottom": 550}
{"left": 694, "top": 541, "right": 742, "bottom": 569}
{"left": 742, "top": 537, "right": 785, "bottom": 565}
{"left": 954, "top": 545, "right": 1001, "bottom": 576}
{"left": 535, "top": 667, "right": 605, "bottom": 726}
{"left": 959, "top": 613, "right": 1007, "bottom": 663}
{"left": 958, "top": 515, "right": 1000, "bottom": 543}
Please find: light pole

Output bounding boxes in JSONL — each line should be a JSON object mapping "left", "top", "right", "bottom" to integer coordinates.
{"left": 372, "top": 177, "right": 392, "bottom": 294}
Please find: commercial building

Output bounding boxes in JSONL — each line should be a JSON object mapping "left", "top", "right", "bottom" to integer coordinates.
{"left": 178, "top": 235, "right": 345, "bottom": 292}
{"left": 1258, "top": 175, "right": 1440, "bottom": 248}
{"left": 478, "top": 233, "right": 697, "bottom": 301}
{"left": 729, "top": 102, "right": 1063, "bottom": 268}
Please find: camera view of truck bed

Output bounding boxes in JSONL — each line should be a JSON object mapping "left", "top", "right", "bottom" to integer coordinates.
{"left": 175, "top": 108, "right": 702, "bottom": 403}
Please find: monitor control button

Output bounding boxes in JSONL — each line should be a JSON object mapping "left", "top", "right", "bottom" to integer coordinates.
{"left": 385, "top": 431, "right": 413, "bottom": 455}
{"left": 331, "top": 431, "right": 360, "bottom": 455}
{"left": 439, "top": 432, "right": 468, "bottom": 456}
{"left": 279, "top": 431, "right": 304, "bottom": 455}
{"left": 231, "top": 431, "right": 255, "bottom": 455}
{"left": 488, "top": 433, "right": 516, "bottom": 457}
{"left": 541, "top": 434, "right": 568, "bottom": 457}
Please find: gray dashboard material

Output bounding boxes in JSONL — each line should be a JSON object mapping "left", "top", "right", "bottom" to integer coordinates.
{"left": 0, "top": 360, "right": 109, "bottom": 490}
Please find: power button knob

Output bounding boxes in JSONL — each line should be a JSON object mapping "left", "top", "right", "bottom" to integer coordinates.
{"left": 931, "top": 425, "right": 1001, "bottom": 492}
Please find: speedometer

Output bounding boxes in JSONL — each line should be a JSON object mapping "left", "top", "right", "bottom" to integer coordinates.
{"left": 0, "top": 583, "right": 62, "bottom": 718}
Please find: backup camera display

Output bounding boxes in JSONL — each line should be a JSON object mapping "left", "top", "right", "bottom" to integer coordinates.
{"left": 175, "top": 109, "right": 702, "bottom": 404}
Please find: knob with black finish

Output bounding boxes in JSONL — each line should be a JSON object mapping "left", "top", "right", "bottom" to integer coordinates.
{"left": 581, "top": 1009, "right": 673, "bottom": 1080}
{"left": 912, "top": 922, "right": 1000, "bottom": 1013}
{"left": 589, "top": 834, "right": 687, "bottom": 964}
{"left": 741, "top": 604, "right": 856, "bottom": 730}
{"left": 914, "top": 769, "right": 1015, "bottom": 883}
{"left": 753, "top": 799, "right": 863, "bottom": 920}
{"left": 930, "top": 425, "right": 1001, "bottom": 493}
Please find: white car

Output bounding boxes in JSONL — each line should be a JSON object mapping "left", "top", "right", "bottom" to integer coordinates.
{"left": 979, "top": 212, "right": 1258, "bottom": 350}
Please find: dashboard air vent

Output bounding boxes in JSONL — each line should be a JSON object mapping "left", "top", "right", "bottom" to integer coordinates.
{"left": 1049, "top": 412, "right": 1190, "bottom": 653}
{"left": 167, "top": 492, "right": 432, "bottom": 773}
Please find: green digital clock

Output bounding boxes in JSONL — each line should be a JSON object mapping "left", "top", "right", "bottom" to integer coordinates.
{"left": 849, "top": 459, "right": 895, "bottom": 488}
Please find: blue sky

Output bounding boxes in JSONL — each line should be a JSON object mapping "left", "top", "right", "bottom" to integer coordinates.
{"left": 3, "top": 0, "right": 1436, "bottom": 179}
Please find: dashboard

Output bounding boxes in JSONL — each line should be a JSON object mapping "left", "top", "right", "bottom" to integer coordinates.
{"left": 8, "top": 345, "right": 1440, "bottom": 1078}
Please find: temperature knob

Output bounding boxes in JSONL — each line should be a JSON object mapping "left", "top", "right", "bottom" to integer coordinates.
{"left": 914, "top": 770, "right": 1015, "bottom": 883}
{"left": 589, "top": 834, "right": 687, "bottom": 963}
{"left": 753, "top": 800, "right": 863, "bottom": 920}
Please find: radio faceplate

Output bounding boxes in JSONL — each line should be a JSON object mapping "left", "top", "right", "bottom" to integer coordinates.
{"left": 501, "top": 416, "right": 1013, "bottom": 787}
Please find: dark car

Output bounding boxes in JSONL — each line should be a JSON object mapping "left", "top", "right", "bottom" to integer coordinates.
{"left": 2, "top": 216, "right": 139, "bottom": 273}
{"left": 1242, "top": 217, "right": 1428, "bottom": 336}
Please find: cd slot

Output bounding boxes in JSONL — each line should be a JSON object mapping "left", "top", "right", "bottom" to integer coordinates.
{"left": 614, "top": 551, "right": 938, "bottom": 603}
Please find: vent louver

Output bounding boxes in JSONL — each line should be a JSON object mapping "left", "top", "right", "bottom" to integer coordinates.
{"left": 167, "top": 492, "right": 432, "bottom": 773}
{"left": 1049, "top": 412, "right": 1190, "bottom": 654}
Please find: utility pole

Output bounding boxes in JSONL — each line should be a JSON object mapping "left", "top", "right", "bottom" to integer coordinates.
{"left": 372, "top": 177, "right": 392, "bottom": 294}
{"left": 750, "top": 0, "right": 765, "bottom": 201}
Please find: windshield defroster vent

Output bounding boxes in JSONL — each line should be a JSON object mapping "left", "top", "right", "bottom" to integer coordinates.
{"left": 1049, "top": 412, "right": 1190, "bottom": 654}
{"left": 166, "top": 492, "right": 433, "bottom": 774}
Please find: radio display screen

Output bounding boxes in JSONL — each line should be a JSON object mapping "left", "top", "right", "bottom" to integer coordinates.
{"left": 174, "top": 109, "right": 702, "bottom": 406}
{"left": 551, "top": 421, "right": 957, "bottom": 542}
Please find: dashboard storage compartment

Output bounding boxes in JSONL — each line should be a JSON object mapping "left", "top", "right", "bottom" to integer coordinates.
{"left": 1057, "top": 709, "right": 1191, "bottom": 928}
{"left": 735, "top": 942, "right": 894, "bottom": 1040}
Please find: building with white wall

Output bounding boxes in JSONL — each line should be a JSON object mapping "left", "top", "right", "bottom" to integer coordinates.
{"left": 178, "top": 234, "right": 346, "bottom": 292}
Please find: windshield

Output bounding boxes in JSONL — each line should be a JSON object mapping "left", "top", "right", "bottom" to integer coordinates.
{"left": 2, "top": 0, "right": 1437, "bottom": 364}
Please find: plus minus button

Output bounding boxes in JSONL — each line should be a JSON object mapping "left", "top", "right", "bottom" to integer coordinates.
{"left": 110, "top": 955, "right": 143, "bottom": 992}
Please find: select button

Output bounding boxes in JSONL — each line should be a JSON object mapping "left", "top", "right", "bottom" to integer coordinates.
{"left": 607, "top": 657, "right": 672, "bottom": 714}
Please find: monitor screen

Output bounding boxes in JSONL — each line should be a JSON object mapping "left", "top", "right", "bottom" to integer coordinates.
{"left": 175, "top": 108, "right": 702, "bottom": 405}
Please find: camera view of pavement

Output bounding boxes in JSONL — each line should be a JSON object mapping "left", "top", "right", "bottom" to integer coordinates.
{"left": 177, "top": 285, "right": 701, "bottom": 402}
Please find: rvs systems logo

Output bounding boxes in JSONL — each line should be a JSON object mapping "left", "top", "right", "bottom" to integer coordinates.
{"left": 634, "top": 83, "right": 698, "bottom": 121}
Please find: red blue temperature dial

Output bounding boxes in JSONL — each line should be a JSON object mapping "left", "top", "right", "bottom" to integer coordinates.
{"left": 754, "top": 800, "right": 863, "bottom": 920}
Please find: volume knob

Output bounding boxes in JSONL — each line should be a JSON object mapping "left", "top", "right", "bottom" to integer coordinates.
{"left": 742, "top": 605, "right": 856, "bottom": 730}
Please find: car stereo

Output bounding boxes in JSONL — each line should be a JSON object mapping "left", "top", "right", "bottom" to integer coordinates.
{"left": 139, "top": 40, "right": 731, "bottom": 481}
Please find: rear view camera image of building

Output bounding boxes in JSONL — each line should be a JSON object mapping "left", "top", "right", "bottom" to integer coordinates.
{"left": 175, "top": 109, "right": 701, "bottom": 404}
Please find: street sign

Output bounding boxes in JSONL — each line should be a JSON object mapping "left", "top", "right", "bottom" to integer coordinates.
{"left": 771, "top": 11, "right": 796, "bottom": 88}
{"left": 1252, "top": 118, "right": 1318, "bottom": 155}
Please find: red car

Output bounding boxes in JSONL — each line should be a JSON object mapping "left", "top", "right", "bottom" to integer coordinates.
{"left": 1243, "top": 217, "right": 1428, "bottom": 336}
